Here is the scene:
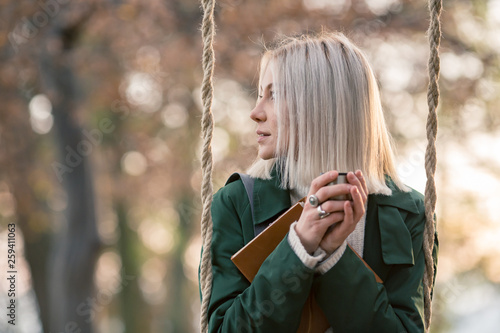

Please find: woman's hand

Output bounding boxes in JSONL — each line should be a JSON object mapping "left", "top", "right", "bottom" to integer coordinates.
{"left": 295, "top": 171, "right": 354, "bottom": 254}
{"left": 319, "top": 170, "right": 368, "bottom": 255}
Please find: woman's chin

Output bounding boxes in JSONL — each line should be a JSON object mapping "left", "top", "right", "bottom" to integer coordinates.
{"left": 258, "top": 151, "right": 274, "bottom": 160}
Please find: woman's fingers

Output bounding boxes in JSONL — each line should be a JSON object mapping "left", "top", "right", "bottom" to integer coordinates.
{"left": 344, "top": 195, "right": 358, "bottom": 224}
{"left": 347, "top": 171, "right": 367, "bottom": 202}
{"left": 323, "top": 211, "right": 345, "bottom": 224}
{"left": 318, "top": 203, "right": 353, "bottom": 254}
{"left": 299, "top": 169, "right": 367, "bottom": 254}
{"left": 295, "top": 207, "right": 344, "bottom": 253}
{"left": 355, "top": 170, "right": 368, "bottom": 197}
{"left": 315, "top": 183, "right": 352, "bottom": 203}
{"left": 349, "top": 187, "right": 363, "bottom": 220}
{"left": 310, "top": 170, "right": 367, "bottom": 208}
{"left": 334, "top": 202, "right": 354, "bottom": 233}
{"left": 308, "top": 171, "right": 339, "bottom": 197}
{"left": 318, "top": 199, "right": 347, "bottom": 214}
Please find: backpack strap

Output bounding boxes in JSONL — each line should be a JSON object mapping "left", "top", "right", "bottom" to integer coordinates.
{"left": 226, "top": 173, "right": 268, "bottom": 237}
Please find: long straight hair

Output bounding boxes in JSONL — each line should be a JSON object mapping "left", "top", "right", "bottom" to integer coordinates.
{"left": 247, "top": 31, "right": 408, "bottom": 195}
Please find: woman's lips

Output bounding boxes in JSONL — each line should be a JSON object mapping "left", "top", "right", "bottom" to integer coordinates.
{"left": 256, "top": 131, "right": 270, "bottom": 143}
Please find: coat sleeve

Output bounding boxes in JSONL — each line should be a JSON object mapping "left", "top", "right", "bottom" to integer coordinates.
{"left": 205, "top": 181, "right": 314, "bottom": 333}
{"left": 312, "top": 199, "right": 439, "bottom": 332}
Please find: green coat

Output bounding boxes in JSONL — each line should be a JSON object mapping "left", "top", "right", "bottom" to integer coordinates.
{"left": 204, "top": 172, "right": 438, "bottom": 332}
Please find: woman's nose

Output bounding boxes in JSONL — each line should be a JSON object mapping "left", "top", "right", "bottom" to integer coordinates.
{"left": 250, "top": 101, "right": 266, "bottom": 123}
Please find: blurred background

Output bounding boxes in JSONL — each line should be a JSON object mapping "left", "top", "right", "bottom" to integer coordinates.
{"left": 0, "top": 0, "right": 499, "bottom": 332}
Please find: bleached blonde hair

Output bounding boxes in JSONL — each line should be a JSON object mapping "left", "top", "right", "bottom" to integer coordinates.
{"left": 247, "top": 31, "right": 408, "bottom": 195}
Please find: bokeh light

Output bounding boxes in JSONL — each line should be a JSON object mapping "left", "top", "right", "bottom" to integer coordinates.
{"left": 121, "top": 151, "right": 148, "bottom": 176}
{"left": 28, "top": 94, "right": 53, "bottom": 134}
{"left": 139, "top": 257, "right": 167, "bottom": 305}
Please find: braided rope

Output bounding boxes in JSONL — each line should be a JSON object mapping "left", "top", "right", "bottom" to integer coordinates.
{"left": 424, "top": 0, "right": 442, "bottom": 331}
{"left": 199, "top": 0, "right": 216, "bottom": 332}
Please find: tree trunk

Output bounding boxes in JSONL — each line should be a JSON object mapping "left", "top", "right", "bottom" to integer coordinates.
{"left": 38, "top": 19, "right": 101, "bottom": 333}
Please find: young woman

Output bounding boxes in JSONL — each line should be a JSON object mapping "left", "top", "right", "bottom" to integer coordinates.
{"left": 203, "top": 31, "right": 438, "bottom": 332}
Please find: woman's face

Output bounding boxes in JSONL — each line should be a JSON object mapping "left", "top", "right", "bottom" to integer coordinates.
{"left": 250, "top": 61, "right": 278, "bottom": 160}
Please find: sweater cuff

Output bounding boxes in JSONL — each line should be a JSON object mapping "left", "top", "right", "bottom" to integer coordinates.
{"left": 315, "top": 241, "right": 348, "bottom": 275}
{"left": 287, "top": 222, "right": 326, "bottom": 269}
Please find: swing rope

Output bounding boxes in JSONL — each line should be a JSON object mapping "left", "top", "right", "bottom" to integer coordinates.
{"left": 423, "top": 0, "right": 442, "bottom": 330}
{"left": 199, "top": 0, "right": 216, "bottom": 332}
{"left": 198, "top": 0, "right": 442, "bottom": 331}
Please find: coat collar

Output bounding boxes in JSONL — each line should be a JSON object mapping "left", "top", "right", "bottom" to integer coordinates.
{"left": 252, "top": 169, "right": 291, "bottom": 225}
{"left": 369, "top": 180, "right": 420, "bottom": 215}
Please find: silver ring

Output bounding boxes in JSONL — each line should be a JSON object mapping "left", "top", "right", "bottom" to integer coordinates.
{"left": 317, "top": 205, "right": 330, "bottom": 219}
{"left": 308, "top": 194, "right": 319, "bottom": 207}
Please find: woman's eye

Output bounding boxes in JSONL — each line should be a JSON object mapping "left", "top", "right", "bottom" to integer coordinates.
{"left": 270, "top": 91, "right": 276, "bottom": 100}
